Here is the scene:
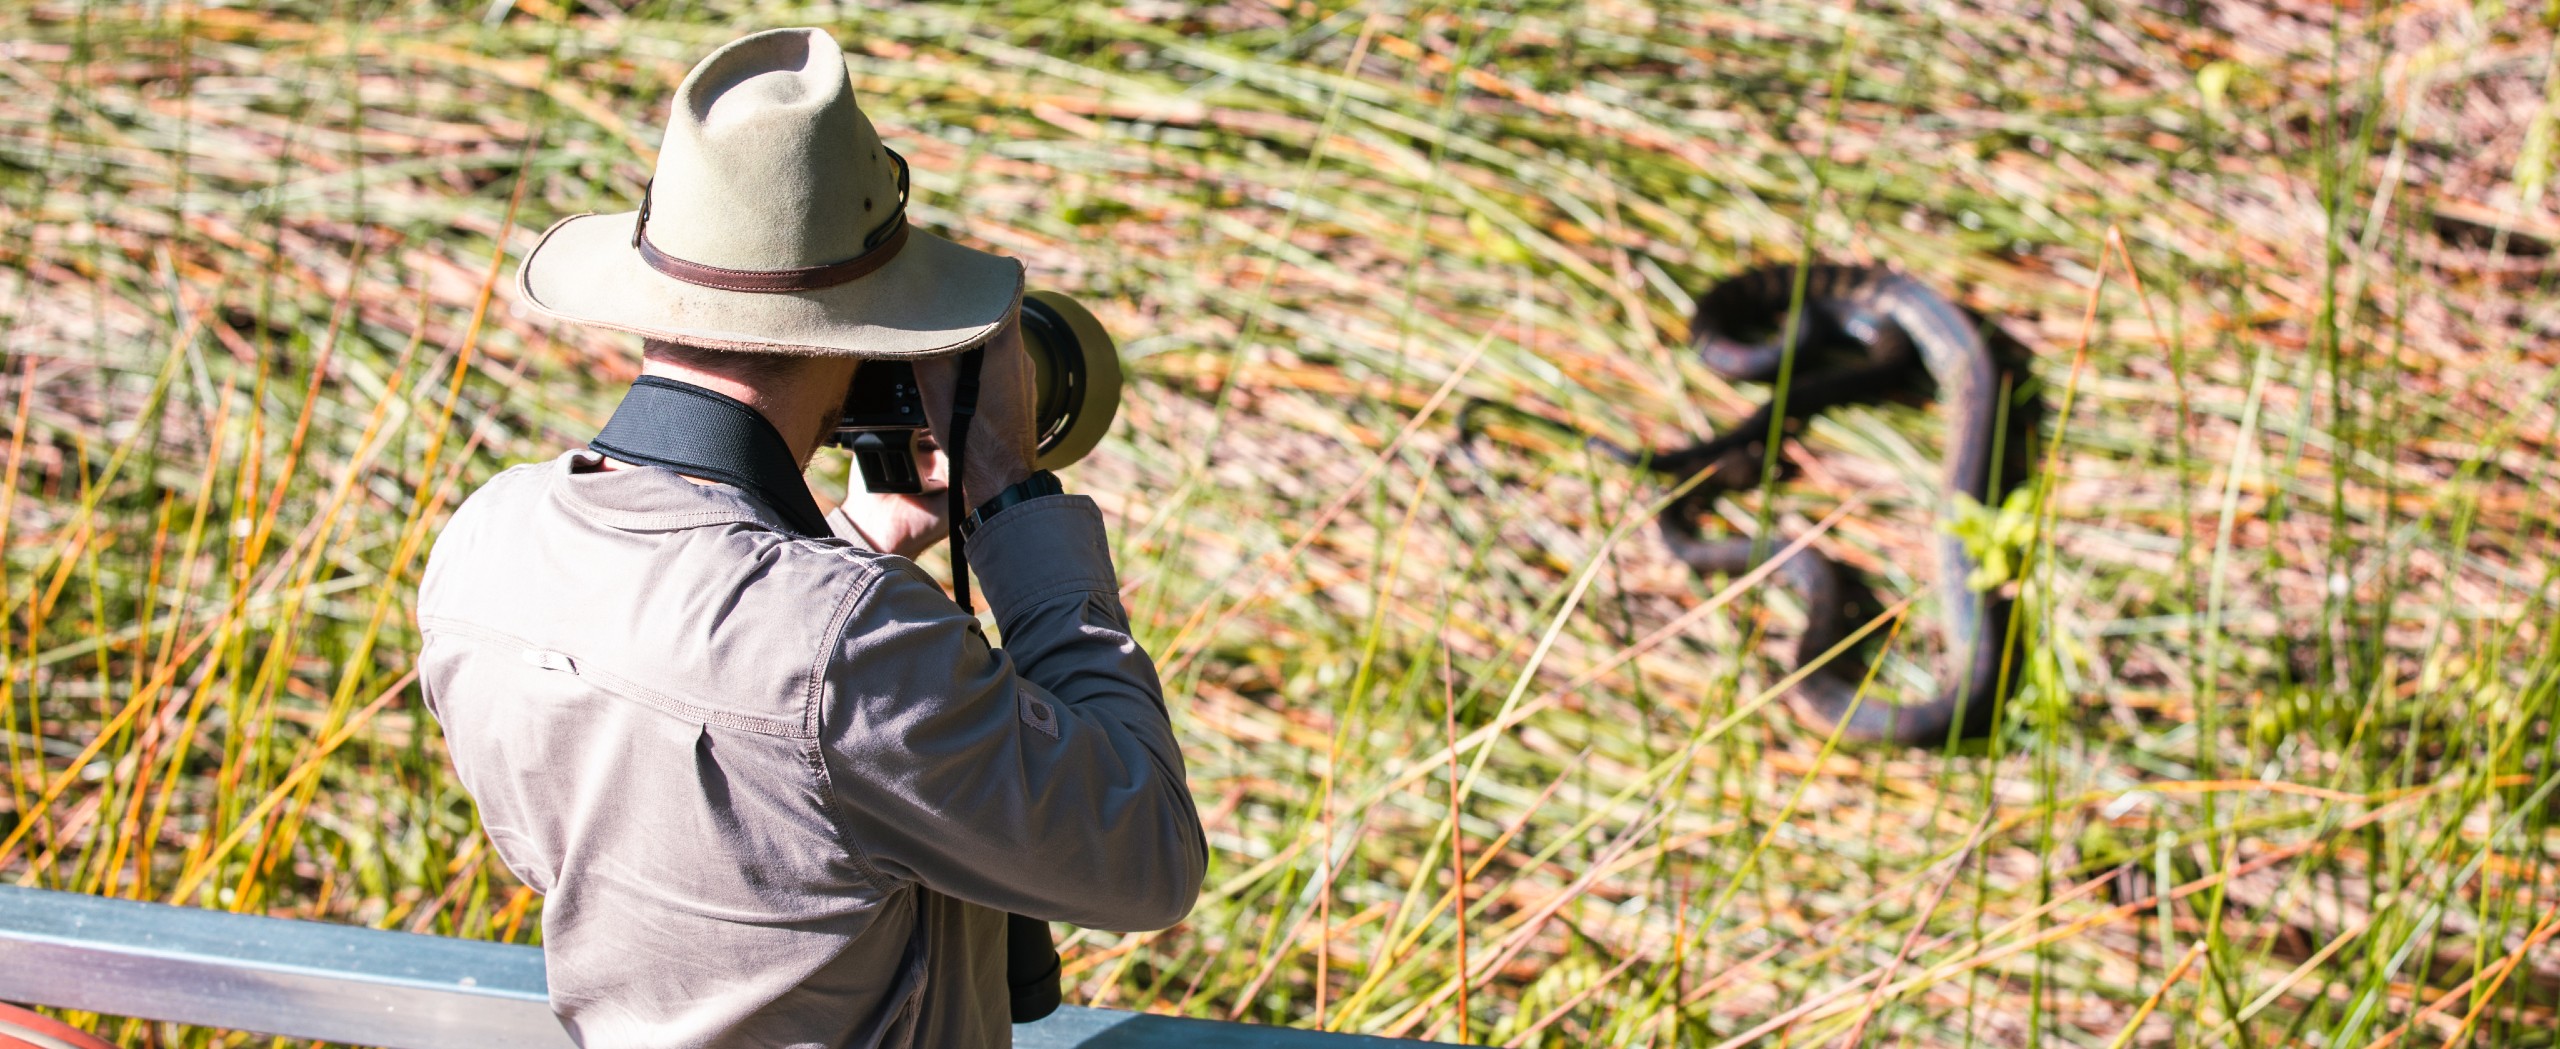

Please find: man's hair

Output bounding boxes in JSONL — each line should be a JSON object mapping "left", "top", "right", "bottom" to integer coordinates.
{"left": 640, "top": 339, "right": 829, "bottom": 384}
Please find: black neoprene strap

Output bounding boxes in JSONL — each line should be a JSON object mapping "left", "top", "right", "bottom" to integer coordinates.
{"left": 590, "top": 377, "right": 832, "bottom": 538}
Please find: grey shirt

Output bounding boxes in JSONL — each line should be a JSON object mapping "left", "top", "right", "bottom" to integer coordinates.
{"left": 417, "top": 451, "right": 1206, "bottom": 1048}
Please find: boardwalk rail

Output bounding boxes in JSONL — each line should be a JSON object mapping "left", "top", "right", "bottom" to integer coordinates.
{"left": 0, "top": 886, "right": 1425, "bottom": 1048}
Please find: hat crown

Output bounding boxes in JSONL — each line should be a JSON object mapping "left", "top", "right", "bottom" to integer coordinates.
{"left": 645, "top": 29, "right": 901, "bottom": 270}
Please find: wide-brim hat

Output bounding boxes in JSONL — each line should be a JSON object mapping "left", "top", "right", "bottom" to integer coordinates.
{"left": 515, "top": 28, "right": 1022, "bottom": 358}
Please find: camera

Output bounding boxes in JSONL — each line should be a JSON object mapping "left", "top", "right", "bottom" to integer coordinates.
{"left": 832, "top": 291, "right": 1123, "bottom": 493}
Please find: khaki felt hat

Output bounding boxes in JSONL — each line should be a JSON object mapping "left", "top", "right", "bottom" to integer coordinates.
{"left": 516, "top": 28, "right": 1023, "bottom": 359}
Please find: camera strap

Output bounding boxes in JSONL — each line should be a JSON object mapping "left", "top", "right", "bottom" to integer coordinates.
{"left": 944, "top": 346, "right": 984, "bottom": 614}
{"left": 941, "top": 346, "right": 1065, "bottom": 1024}
{"left": 589, "top": 376, "right": 833, "bottom": 539}
{"left": 936, "top": 347, "right": 1064, "bottom": 1018}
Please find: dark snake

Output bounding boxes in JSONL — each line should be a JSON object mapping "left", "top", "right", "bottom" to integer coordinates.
{"left": 1467, "top": 264, "right": 2015, "bottom": 745}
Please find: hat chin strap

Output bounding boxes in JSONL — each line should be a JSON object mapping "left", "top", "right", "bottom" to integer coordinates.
{"left": 630, "top": 149, "right": 913, "bottom": 294}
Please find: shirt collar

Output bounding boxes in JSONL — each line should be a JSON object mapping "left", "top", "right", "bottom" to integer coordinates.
{"left": 545, "top": 450, "right": 806, "bottom": 534}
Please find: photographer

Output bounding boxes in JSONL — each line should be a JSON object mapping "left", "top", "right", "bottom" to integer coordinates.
{"left": 417, "top": 28, "right": 1205, "bottom": 1049}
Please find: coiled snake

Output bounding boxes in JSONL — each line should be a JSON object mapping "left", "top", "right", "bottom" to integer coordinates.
{"left": 1474, "top": 264, "right": 2015, "bottom": 745}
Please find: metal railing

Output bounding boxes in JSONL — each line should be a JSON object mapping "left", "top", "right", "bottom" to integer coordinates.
{"left": 0, "top": 886, "right": 1425, "bottom": 1048}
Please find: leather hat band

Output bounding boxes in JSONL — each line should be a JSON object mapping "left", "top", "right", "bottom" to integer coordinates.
{"left": 631, "top": 149, "right": 912, "bottom": 294}
{"left": 637, "top": 220, "right": 907, "bottom": 293}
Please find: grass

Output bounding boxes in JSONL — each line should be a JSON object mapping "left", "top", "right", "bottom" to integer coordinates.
{"left": 2, "top": 0, "right": 2557, "bottom": 1045}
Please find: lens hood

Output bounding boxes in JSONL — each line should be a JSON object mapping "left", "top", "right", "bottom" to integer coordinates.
{"left": 1021, "top": 290, "right": 1123, "bottom": 472}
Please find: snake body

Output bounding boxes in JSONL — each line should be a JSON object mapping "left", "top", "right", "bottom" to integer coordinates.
{"left": 1626, "top": 264, "right": 2010, "bottom": 745}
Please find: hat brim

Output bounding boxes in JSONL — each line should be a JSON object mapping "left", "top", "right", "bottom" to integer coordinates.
{"left": 515, "top": 211, "right": 1025, "bottom": 359}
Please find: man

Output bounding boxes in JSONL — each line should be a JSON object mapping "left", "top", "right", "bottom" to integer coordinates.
{"left": 417, "top": 28, "right": 1206, "bottom": 1048}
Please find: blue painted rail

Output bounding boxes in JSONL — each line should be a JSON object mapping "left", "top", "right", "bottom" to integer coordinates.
{"left": 0, "top": 886, "right": 1429, "bottom": 1048}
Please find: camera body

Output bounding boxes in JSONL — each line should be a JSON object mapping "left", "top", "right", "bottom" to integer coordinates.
{"left": 832, "top": 291, "right": 1122, "bottom": 493}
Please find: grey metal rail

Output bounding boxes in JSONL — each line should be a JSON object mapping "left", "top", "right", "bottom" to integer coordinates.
{"left": 0, "top": 886, "right": 1427, "bottom": 1048}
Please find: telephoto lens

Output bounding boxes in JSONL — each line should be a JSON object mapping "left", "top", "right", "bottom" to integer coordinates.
{"left": 832, "top": 290, "right": 1122, "bottom": 493}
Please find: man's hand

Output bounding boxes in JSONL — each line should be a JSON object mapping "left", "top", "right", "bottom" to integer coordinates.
{"left": 915, "top": 310, "right": 1038, "bottom": 506}
{"left": 829, "top": 452, "right": 951, "bottom": 559}
{"left": 827, "top": 311, "right": 1037, "bottom": 559}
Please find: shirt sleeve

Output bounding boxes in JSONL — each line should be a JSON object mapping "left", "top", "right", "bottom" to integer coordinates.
{"left": 819, "top": 494, "right": 1206, "bottom": 932}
